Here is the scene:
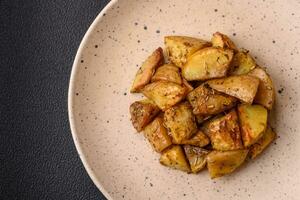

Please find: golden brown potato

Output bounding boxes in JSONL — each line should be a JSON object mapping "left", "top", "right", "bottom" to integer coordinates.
{"left": 131, "top": 47, "right": 164, "bottom": 92}
{"left": 238, "top": 104, "right": 268, "bottom": 147}
{"left": 160, "top": 145, "right": 190, "bottom": 172}
{"left": 187, "top": 84, "right": 237, "bottom": 115}
{"left": 182, "top": 78, "right": 194, "bottom": 93}
{"left": 248, "top": 67, "right": 275, "bottom": 110}
{"left": 206, "top": 149, "right": 249, "bottom": 178}
{"left": 203, "top": 109, "right": 243, "bottom": 151}
{"left": 207, "top": 75, "right": 260, "bottom": 104}
{"left": 129, "top": 99, "right": 160, "bottom": 132}
{"left": 229, "top": 49, "right": 256, "bottom": 75}
{"left": 249, "top": 126, "right": 277, "bottom": 159}
{"left": 211, "top": 32, "right": 237, "bottom": 51}
{"left": 179, "top": 130, "right": 210, "bottom": 147}
{"left": 164, "top": 102, "right": 198, "bottom": 143}
{"left": 182, "top": 47, "right": 234, "bottom": 81}
{"left": 183, "top": 145, "right": 210, "bottom": 173}
{"left": 151, "top": 64, "right": 182, "bottom": 85}
{"left": 142, "top": 81, "right": 186, "bottom": 111}
{"left": 144, "top": 115, "right": 172, "bottom": 152}
{"left": 164, "top": 36, "right": 211, "bottom": 67}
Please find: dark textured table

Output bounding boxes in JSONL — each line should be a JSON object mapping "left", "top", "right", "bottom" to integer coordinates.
{"left": 1, "top": 0, "right": 109, "bottom": 199}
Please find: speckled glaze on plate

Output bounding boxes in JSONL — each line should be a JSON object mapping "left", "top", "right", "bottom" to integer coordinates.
{"left": 68, "top": 0, "right": 300, "bottom": 199}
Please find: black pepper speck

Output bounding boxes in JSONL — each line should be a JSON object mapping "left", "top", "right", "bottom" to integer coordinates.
{"left": 156, "top": 30, "right": 160, "bottom": 33}
{"left": 144, "top": 26, "right": 148, "bottom": 30}
{"left": 95, "top": 45, "right": 98, "bottom": 48}
{"left": 272, "top": 40, "right": 276, "bottom": 44}
{"left": 81, "top": 60, "right": 84, "bottom": 63}
{"left": 233, "top": 33, "right": 236, "bottom": 36}
{"left": 214, "top": 9, "right": 218, "bottom": 12}
{"left": 134, "top": 22, "right": 138, "bottom": 26}
{"left": 124, "top": 92, "right": 127, "bottom": 96}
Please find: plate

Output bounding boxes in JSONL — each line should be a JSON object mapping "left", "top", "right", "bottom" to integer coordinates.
{"left": 68, "top": 0, "right": 300, "bottom": 199}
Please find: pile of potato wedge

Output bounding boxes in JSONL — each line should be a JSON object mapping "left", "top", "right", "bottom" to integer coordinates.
{"left": 129, "top": 32, "right": 277, "bottom": 179}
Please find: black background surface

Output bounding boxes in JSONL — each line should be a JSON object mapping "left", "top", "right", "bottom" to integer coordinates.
{"left": 1, "top": 0, "right": 109, "bottom": 199}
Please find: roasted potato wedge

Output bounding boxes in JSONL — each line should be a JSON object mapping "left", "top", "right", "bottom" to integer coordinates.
{"left": 229, "top": 49, "right": 256, "bottom": 75}
{"left": 160, "top": 145, "right": 190, "bottom": 172}
{"left": 249, "top": 126, "right": 277, "bottom": 159}
{"left": 164, "top": 102, "right": 198, "bottom": 143}
{"left": 142, "top": 81, "right": 186, "bottom": 111}
{"left": 238, "top": 104, "right": 268, "bottom": 147}
{"left": 129, "top": 99, "right": 160, "bottom": 132}
{"left": 165, "top": 36, "right": 211, "bottom": 67}
{"left": 151, "top": 64, "right": 182, "bottom": 85}
{"left": 206, "top": 149, "right": 249, "bottom": 178}
{"left": 187, "top": 84, "right": 237, "bottom": 115}
{"left": 144, "top": 115, "right": 172, "bottom": 152}
{"left": 248, "top": 67, "right": 275, "bottom": 110}
{"left": 183, "top": 145, "right": 209, "bottom": 173}
{"left": 211, "top": 32, "right": 237, "bottom": 51}
{"left": 203, "top": 109, "right": 243, "bottom": 151}
{"left": 207, "top": 75, "right": 260, "bottom": 104}
{"left": 182, "top": 47, "right": 234, "bottom": 81}
{"left": 131, "top": 47, "right": 164, "bottom": 92}
{"left": 179, "top": 130, "right": 210, "bottom": 147}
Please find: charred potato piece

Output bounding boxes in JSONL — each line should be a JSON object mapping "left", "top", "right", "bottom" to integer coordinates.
{"left": 183, "top": 145, "right": 210, "bottom": 173}
{"left": 129, "top": 99, "right": 160, "bottom": 132}
{"left": 142, "top": 81, "right": 186, "bottom": 111}
{"left": 160, "top": 145, "right": 190, "bottom": 172}
{"left": 187, "top": 84, "right": 237, "bottom": 115}
{"left": 151, "top": 64, "right": 182, "bottom": 85}
{"left": 164, "top": 102, "right": 198, "bottom": 143}
{"left": 238, "top": 104, "right": 268, "bottom": 147}
{"left": 164, "top": 36, "right": 211, "bottom": 67}
{"left": 144, "top": 115, "right": 172, "bottom": 152}
{"left": 131, "top": 47, "right": 164, "bottom": 92}
{"left": 207, "top": 75, "right": 260, "bottom": 104}
{"left": 249, "top": 126, "right": 277, "bottom": 159}
{"left": 206, "top": 149, "right": 249, "bottom": 178}
{"left": 182, "top": 47, "right": 234, "bottom": 81}
{"left": 203, "top": 109, "right": 243, "bottom": 151}
{"left": 211, "top": 32, "right": 237, "bottom": 51}
{"left": 179, "top": 130, "right": 210, "bottom": 147}
{"left": 248, "top": 67, "right": 275, "bottom": 110}
{"left": 229, "top": 49, "right": 256, "bottom": 75}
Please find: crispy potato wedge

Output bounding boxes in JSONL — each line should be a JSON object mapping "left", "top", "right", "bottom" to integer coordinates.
{"left": 211, "top": 32, "right": 237, "bottom": 51}
{"left": 151, "top": 64, "right": 182, "bottom": 85}
{"left": 238, "top": 104, "right": 268, "bottom": 147}
{"left": 142, "top": 81, "right": 186, "bottom": 110}
{"left": 203, "top": 109, "right": 243, "bottom": 151}
{"left": 249, "top": 126, "right": 277, "bottom": 159}
{"left": 183, "top": 145, "right": 210, "bottom": 173}
{"left": 182, "top": 78, "right": 194, "bottom": 93}
{"left": 129, "top": 99, "right": 160, "bottom": 132}
{"left": 144, "top": 115, "right": 172, "bottom": 152}
{"left": 206, "top": 149, "right": 249, "bottom": 178}
{"left": 164, "top": 102, "right": 198, "bottom": 143}
{"left": 182, "top": 47, "right": 234, "bottom": 81}
{"left": 131, "top": 47, "right": 164, "bottom": 92}
{"left": 229, "top": 50, "right": 256, "bottom": 75}
{"left": 248, "top": 67, "right": 275, "bottom": 110}
{"left": 207, "top": 75, "right": 260, "bottom": 104}
{"left": 165, "top": 36, "right": 211, "bottom": 67}
{"left": 179, "top": 130, "right": 210, "bottom": 147}
{"left": 160, "top": 145, "right": 190, "bottom": 172}
{"left": 187, "top": 84, "right": 237, "bottom": 115}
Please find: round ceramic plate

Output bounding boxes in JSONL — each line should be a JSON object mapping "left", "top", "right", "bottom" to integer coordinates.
{"left": 68, "top": 0, "right": 300, "bottom": 199}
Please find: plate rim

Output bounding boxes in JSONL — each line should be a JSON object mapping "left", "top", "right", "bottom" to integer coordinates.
{"left": 68, "top": 1, "right": 118, "bottom": 199}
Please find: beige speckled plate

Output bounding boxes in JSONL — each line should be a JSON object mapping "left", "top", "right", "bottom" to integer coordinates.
{"left": 68, "top": 0, "right": 300, "bottom": 199}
